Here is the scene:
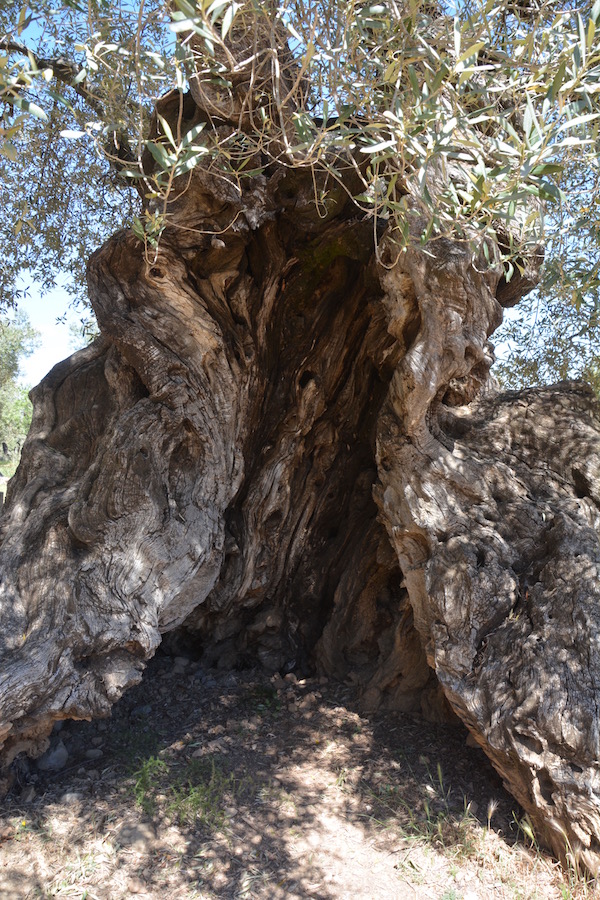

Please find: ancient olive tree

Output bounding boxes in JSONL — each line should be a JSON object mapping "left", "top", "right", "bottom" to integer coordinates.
{"left": 2, "top": 0, "right": 600, "bottom": 874}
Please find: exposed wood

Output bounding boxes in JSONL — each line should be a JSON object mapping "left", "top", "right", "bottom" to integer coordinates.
{"left": 2, "top": 87, "right": 600, "bottom": 875}
{"left": 374, "top": 237, "right": 600, "bottom": 870}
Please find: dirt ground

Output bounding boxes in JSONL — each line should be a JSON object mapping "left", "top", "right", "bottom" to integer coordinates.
{"left": 0, "top": 651, "right": 596, "bottom": 900}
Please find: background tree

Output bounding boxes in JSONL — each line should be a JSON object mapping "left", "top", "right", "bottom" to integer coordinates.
{"left": 0, "top": 310, "right": 37, "bottom": 387}
{"left": 495, "top": 149, "right": 600, "bottom": 388}
{"left": 0, "top": 311, "right": 37, "bottom": 473}
{"left": 0, "top": 382, "right": 33, "bottom": 464}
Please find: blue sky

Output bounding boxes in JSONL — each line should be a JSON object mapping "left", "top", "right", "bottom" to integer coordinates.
{"left": 17, "top": 279, "right": 516, "bottom": 390}
{"left": 18, "top": 282, "right": 83, "bottom": 387}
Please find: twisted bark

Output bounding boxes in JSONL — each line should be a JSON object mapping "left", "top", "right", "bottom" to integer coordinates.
{"left": 1, "top": 87, "right": 600, "bottom": 874}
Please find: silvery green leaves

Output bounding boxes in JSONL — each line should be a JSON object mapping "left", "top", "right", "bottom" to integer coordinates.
{"left": 350, "top": 0, "right": 599, "bottom": 260}
{"left": 163, "top": 0, "right": 600, "bottom": 279}
{"left": 171, "top": 0, "right": 243, "bottom": 43}
{"left": 145, "top": 120, "right": 209, "bottom": 183}
{"left": 2, "top": 1, "right": 600, "bottom": 309}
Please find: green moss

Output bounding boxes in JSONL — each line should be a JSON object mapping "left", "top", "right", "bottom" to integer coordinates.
{"left": 280, "top": 226, "right": 373, "bottom": 321}
{"left": 298, "top": 229, "right": 371, "bottom": 274}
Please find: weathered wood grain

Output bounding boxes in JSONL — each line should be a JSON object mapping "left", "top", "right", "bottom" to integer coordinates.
{"left": 2, "top": 87, "right": 600, "bottom": 874}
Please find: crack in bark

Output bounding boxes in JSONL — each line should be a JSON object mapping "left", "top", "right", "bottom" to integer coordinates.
{"left": 2, "top": 94, "right": 600, "bottom": 875}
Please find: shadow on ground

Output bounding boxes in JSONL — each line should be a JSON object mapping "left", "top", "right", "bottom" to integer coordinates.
{"left": 0, "top": 652, "right": 570, "bottom": 900}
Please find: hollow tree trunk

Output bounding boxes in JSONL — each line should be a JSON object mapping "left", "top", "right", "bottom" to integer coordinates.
{"left": 0, "top": 180, "right": 442, "bottom": 751}
{"left": 2, "top": 98, "right": 600, "bottom": 874}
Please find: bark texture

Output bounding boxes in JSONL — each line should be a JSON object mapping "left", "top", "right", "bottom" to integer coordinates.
{"left": 2, "top": 92, "right": 600, "bottom": 872}
{"left": 375, "top": 241, "right": 600, "bottom": 869}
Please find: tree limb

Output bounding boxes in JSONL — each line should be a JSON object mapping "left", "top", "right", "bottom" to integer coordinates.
{"left": 0, "top": 38, "right": 106, "bottom": 119}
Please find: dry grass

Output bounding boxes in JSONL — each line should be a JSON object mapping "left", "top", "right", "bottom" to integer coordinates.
{"left": 0, "top": 656, "right": 597, "bottom": 900}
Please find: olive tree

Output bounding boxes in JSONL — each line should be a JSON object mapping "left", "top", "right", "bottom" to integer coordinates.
{"left": 2, "top": 0, "right": 600, "bottom": 874}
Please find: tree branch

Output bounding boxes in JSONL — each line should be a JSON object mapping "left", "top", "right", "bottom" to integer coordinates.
{"left": 0, "top": 38, "right": 106, "bottom": 119}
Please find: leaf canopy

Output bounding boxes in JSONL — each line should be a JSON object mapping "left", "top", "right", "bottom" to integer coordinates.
{"left": 0, "top": 0, "right": 599, "bottom": 385}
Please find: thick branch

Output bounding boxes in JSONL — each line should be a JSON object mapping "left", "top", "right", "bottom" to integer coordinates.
{"left": 1, "top": 38, "right": 106, "bottom": 119}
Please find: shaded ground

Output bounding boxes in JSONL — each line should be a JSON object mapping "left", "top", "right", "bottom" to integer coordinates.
{"left": 0, "top": 651, "right": 595, "bottom": 899}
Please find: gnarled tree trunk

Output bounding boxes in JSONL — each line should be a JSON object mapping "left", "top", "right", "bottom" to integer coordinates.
{"left": 2, "top": 86, "right": 600, "bottom": 874}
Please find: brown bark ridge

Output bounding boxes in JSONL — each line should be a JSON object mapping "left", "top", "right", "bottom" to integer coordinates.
{"left": 1, "top": 88, "right": 600, "bottom": 872}
{"left": 375, "top": 238, "right": 600, "bottom": 871}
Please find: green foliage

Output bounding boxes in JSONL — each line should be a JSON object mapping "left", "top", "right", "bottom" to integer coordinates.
{"left": 131, "top": 752, "right": 253, "bottom": 829}
{"left": 132, "top": 755, "right": 168, "bottom": 816}
{"left": 0, "top": 0, "right": 173, "bottom": 308}
{"left": 1, "top": 1, "right": 600, "bottom": 383}
{"left": 0, "top": 380, "right": 33, "bottom": 459}
{"left": 0, "top": 309, "right": 37, "bottom": 387}
{"left": 166, "top": 756, "right": 239, "bottom": 828}
{"left": 494, "top": 286, "right": 600, "bottom": 393}
{"left": 150, "top": 0, "right": 600, "bottom": 275}
{"left": 244, "top": 683, "right": 281, "bottom": 714}
{"left": 0, "top": 311, "right": 37, "bottom": 463}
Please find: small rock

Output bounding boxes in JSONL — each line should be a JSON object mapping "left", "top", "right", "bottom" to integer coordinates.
{"left": 164, "top": 826, "right": 189, "bottom": 853}
{"left": 36, "top": 740, "right": 69, "bottom": 772}
{"left": 20, "top": 785, "right": 36, "bottom": 803}
{"left": 173, "top": 656, "right": 190, "bottom": 668}
{"left": 91, "top": 736, "right": 103, "bottom": 747}
{"left": 88, "top": 769, "right": 100, "bottom": 781}
{"left": 85, "top": 748, "right": 103, "bottom": 760}
{"left": 127, "top": 876, "right": 147, "bottom": 894}
{"left": 172, "top": 657, "right": 190, "bottom": 675}
{"left": 208, "top": 724, "right": 225, "bottom": 736}
{"left": 299, "top": 693, "right": 316, "bottom": 709}
{"left": 61, "top": 792, "right": 82, "bottom": 804}
{"left": 284, "top": 673, "right": 297, "bottom": 684}
{"left": 117, "top": 822, "right": 155, "bottom": 852}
